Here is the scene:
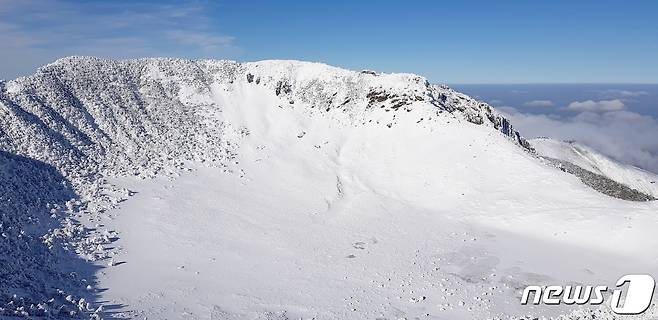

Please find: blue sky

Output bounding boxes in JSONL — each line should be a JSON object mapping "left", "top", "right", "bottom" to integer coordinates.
{"left": 1, "top": 0, "right": 657, "bottom": 83}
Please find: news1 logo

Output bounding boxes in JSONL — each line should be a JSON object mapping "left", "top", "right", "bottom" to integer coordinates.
{"left": 521, "top": 274, "right": 656, "bottom": 314}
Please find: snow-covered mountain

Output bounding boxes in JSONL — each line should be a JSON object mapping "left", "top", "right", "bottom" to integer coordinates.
{"left": 0, "top": 57, "right": 530, "bottom": 179}
{"left": 1, "top": 57, "right": 657, "bottom": 319}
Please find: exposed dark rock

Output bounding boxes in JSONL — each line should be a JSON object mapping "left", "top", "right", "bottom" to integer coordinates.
{"left": 366, "top": 90, "right": 391, "bottom": 104}
{"left": 275, "top": 80, "right": 292, "bottom": 96}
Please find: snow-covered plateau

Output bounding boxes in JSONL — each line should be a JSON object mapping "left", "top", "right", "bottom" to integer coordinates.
{"left": 1, "top": 57, "right": 657, "bottom": 319}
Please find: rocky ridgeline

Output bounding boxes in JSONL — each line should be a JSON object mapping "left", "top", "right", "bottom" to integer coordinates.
{"left": 0, "top": 57, "right": 531, "bottom": 317}
{"left": 241, "top": 60, "right": 531, "bottom": 148}
{"left": 1, "top": 57, "right": 530, "bottom": 181}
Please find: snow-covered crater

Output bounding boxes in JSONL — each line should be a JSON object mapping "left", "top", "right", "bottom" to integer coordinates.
{"left": 2, "top": 57, "right": 657, "bottom": 319}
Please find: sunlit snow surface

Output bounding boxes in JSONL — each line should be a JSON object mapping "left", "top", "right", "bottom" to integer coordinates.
{"left": 1, "top": 58, "right": 658, "bottom": 319}
{"left": 102, "top": 81, "right": 657, "bottom": 319}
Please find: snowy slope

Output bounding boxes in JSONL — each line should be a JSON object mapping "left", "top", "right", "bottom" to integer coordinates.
{"left": 531, "top": 138, "right": 658, "bottom": 198}
{"left": 1, "top": 57, "right": 657, "bottom": 319}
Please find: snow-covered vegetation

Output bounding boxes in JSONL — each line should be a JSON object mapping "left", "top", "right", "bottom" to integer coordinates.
{"left": 1, "top": 57, "right": 657, "bottom": 319}
{"left": 531, "top": 138, "right": 658, "bottom": 199}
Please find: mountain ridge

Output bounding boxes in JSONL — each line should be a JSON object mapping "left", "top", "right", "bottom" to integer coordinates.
{"left": 0, "top": 56, "right": 533, "bottom": 181}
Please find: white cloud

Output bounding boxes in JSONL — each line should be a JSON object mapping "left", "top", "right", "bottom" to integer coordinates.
{"left": 565, "top": 99, "right": 625, "bottom": 112}
{"left": 0, "top": 1, "right": 237, "bottom": 79}
{"left": 495, "top": 106, "right": 519, "bottom": 115}
{"left": 523, "top": 100, "right": 554, "bottom": 107}
{"left": 501, "top": 108, "right": 658, "bottom": 173}
{"left": 489, "top": 99, "right": 503, "bottom": 105}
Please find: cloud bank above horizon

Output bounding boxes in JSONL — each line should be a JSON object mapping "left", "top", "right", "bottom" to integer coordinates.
{"left": 455, "top": 84, "right": 658, "bottom": 173}
{"left": 489, "top": 90, "right": 658, "bottom": 173}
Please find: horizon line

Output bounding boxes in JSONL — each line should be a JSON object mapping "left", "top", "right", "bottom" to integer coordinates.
{"left": 447, "top": 82, "right": 658, "bottom": 86}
